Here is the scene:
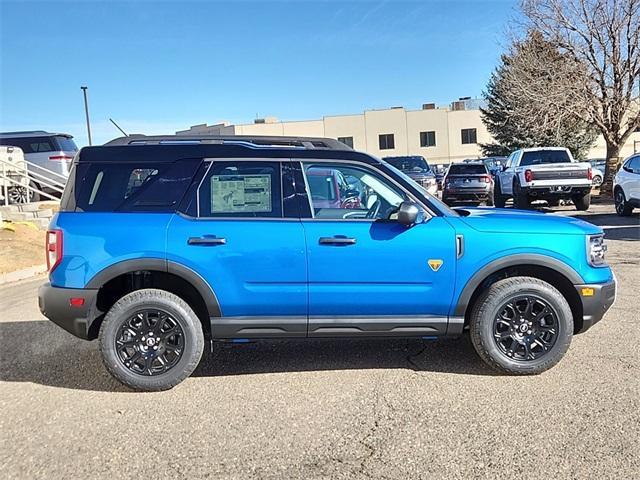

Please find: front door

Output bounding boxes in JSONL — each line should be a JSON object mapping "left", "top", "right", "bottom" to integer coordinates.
{"left": 298, "top": 160, "right": 457, "bottom": 337}
{"left": 166, "top": 159, "right": 307, "bottom": 338}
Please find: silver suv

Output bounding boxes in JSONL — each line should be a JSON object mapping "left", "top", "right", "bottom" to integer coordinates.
{"left": 0, "top": 130, "right": 78, "bottom": 201}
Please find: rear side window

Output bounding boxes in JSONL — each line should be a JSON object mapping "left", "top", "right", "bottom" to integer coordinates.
{"left": 448, "top": 164, "right": 487, "bottom": 175}
{"left": 194, "top": 161, "right": 282, "bottom": 218}
{"left": 65, "top": 159, "right": 201, "bottom": 212}
{"left": 521, "top": 150, "right": 571, "bottom": 166}
{"left": 0, "top": 137, "right": 54, "bottom": 153}
{"left": 54, "top": 136, "right": 78, "bottom": 152}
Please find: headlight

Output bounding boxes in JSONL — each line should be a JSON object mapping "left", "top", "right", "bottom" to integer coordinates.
{"left": 587, "top": 234, "right": 607, "bottom": 267}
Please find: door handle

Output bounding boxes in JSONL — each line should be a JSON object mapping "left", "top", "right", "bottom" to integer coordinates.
{"left": 319, "top": 236, "right": 357, "bottom": 245}
{"left": 188, "top": 236, "right": 226, "bottom": 246}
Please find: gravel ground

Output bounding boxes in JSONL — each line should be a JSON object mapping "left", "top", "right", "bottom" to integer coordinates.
{"left": 0, "top": 203, "right": 638, "bottom": 479}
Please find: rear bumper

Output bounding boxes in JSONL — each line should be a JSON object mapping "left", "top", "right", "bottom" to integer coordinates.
{"left": 574, "top": 276, "right": 617, "bottom": 333}
{"left": 525, "top": 185, "right": 591, "bottom": 197}
{"left": 38, "top": 282, "right": 98, "bottom": 340}
{"left": 443, "top": 189, "right": 492, "bottom": 202}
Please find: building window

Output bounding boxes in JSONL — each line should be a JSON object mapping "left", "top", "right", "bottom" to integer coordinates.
{"left": 461, "top": 128, "right": 477, "bottom": 145}
{"left": 337, "top": 136, "right": 354, "bottom": 148}
{"left": 420, "top": 131, "right": 436, "bottom": 147}
{"left": 379, "top": 133, "right": 395, "bottom": 150}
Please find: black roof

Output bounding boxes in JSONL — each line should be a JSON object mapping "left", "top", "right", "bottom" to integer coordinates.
{"left": 0, "top": 130, "right": 73, "bottom": 138}
{"left": 79, "top": 135, "right": 377, "bottom": 165}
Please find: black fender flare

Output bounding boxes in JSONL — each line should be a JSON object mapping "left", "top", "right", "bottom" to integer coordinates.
{"left": 452, "top": 254, "right": 583, "bottom": 317}
{"left": 85, "top": 258, "right": 221, "bottom": 317}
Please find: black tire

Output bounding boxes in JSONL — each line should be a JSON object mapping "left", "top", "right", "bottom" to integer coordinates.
{"left": 592, "top": 175, "right": 602, "bottom": 187}
{"left": 513, "top": 180, "right": 529, "bottom": 209}
{"left": 546, "top": 198, "right": 560, "bottom": 207}
{"left": 29, "top": 181, "right": 41, "bottom": 202}
{"left": 493, "top": 180, "right": 506, "bottom": 208}
{"left": 572, "top": 192, "right": 591, "bottom": 211}
{"left": 614, "top": 187, "right": 633, "bottom": 216}
{"left": 469, "top": 277, "right": 573, "bottom": 375}
{"left": 99, "top": 288, "right": 204, "bottom": 391}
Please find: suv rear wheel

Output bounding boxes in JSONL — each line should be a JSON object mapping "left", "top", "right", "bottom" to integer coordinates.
{"left": 469, "top": 277, "right": 573, "bottom": 375}
{"left": 99, "top": 288, "right": 204, "bottom": 391}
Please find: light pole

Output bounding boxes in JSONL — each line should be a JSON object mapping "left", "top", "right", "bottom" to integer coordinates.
{"left": 80, "top": 86, "right": 92, "bottom": 146}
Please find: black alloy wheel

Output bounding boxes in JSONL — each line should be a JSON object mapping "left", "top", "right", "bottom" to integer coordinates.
{"left": 115, "top": 308, "right": 185, "bottom": 376}
{"left": 492, "top": 295, "right": 559, "bottom": 361}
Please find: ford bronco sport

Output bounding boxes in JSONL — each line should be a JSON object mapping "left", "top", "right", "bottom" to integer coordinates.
{"left": 38, "top": 135, "right": 616, "bottom": 391}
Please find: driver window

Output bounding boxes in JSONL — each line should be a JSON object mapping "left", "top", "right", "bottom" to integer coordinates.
{"left": 302, "top": 162, "right": 406, "bottom": 220}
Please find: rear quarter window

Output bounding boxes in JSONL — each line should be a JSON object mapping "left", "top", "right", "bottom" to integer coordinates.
{"left": 63, "top": 159, "right": 201, "bottom": 212}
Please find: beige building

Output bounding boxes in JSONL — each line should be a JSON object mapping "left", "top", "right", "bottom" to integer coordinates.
{"left": 177, "top": 100, "right": 640, "bottom": 165}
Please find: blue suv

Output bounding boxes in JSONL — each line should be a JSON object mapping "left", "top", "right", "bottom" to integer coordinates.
{"left": 38, "top": 135, "right": 616, "bottom": 391}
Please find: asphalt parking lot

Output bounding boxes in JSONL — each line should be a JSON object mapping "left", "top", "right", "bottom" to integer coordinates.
{"left": 1, "top": 202, "right": 638, "bottom": 479}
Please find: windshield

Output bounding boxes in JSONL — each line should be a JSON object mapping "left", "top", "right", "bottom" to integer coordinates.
{"left": 521, "top": 150, "right": 571, "bottom": 166}
{"left": 385, "top": 156, "right": 431, "bottom": 174}
{"left": 448, "top": 164, "right": 487, "bottom": 175}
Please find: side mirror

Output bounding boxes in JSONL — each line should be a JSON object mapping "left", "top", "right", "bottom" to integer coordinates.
{"left": 501, "top": 164, "right": 507, "bottom": 172}
{"left": 397, "top": 201, "right": 420, "bottom": 227}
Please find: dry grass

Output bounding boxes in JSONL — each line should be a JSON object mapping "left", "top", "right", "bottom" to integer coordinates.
{"left": 0, "top": 222, "right": 45, "bottom": 273}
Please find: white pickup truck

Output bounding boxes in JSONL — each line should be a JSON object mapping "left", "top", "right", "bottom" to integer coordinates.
{"left": 494, "top": 147, "right": 593, "bottom": 211}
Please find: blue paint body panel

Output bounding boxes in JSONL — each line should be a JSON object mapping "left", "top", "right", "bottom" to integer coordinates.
{"left": 49, "top": 212, "right": 172, "bottom": 288}
{"left": 166, "top": 214, "right": 307, "bottom": 317}
{"left": 302, "top": 218, "right": 457, "bottom": 316}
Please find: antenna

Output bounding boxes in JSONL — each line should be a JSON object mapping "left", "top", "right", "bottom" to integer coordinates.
{"left": 109, "top": 118, "right": 129, "bottom": 137}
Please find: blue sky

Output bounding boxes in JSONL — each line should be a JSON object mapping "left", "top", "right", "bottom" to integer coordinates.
{"left": 1, "top": 0, "right": 517, "bottom": 146}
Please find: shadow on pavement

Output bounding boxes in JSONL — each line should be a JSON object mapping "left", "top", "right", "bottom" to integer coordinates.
{"left": 571, "top": 212, "right": 640, "bottom": 241}
{"left": 0, "top": 320, "right": 495, "bottom": 392}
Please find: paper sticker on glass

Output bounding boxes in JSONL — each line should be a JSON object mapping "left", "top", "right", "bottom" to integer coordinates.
{"left": 211, "top": 174, "right": 272, "bottom": 213}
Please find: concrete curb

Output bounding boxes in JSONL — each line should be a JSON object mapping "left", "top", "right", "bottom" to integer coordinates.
{"left": 0, "top": 264, "right": 47, "bottom": 285}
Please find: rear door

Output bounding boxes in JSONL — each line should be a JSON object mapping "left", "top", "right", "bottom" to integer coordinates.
{"left": 166, "top": 159, "right": 308, "bottom": 338}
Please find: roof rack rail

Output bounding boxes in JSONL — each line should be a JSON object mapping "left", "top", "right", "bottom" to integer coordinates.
{"left": 103, "top": 134, "right": 352, "bottom": 151}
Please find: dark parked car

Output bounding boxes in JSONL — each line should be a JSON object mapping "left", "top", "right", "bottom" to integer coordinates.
{"left": 383, "top": 155, "right": 438, "bottom": 195}
{"left": 442, "top": 162, "right": 494, "bottom": 206}
{"left": 463, "top": 157, "right": 506, "bottom": 177}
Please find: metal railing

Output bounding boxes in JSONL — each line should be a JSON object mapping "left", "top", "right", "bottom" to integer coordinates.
{"left": 0, "top": 155, "right": 67, "bottom": 205}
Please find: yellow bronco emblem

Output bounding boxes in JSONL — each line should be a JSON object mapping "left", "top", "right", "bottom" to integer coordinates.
{"left": 428, "top": 259, "right": 443, "bottom": 272}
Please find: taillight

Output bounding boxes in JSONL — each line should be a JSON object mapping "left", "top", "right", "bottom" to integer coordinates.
{"left": 49, "top": 155, "right": 74, "bottom": 161}
{"left": 524, "top": 169, "right": 534, "bottom": 182}
{"left": 46, "top": 229, "right": 63, "bottom": 272}
{"left": 481, "top": 176, "right": 491, "bottom": 183}
{"left": 587, "top": 167, "right": 593, "bottom": 180}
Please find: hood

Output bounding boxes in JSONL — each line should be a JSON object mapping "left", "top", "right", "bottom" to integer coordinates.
{"left": 455, "top": 207, "right": 602, "bottom": 235}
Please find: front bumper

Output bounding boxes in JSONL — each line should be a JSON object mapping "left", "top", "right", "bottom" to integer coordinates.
{"left": 574, "top": 276, "right": 616, "bottom": 333}
{"left": 38, "top": 282, "right": 98, "bottom": 340}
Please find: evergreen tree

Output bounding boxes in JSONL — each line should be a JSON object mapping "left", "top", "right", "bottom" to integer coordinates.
{"left": 481, "top": 31, "right": 596, "bottom": 159}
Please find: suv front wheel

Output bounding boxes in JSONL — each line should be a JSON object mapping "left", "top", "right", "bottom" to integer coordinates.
{"left": 99, "top": 289, "right": 204, "bottom": 391}
{"left": 469, "top": 277, "right": 573, "bottom": 375}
